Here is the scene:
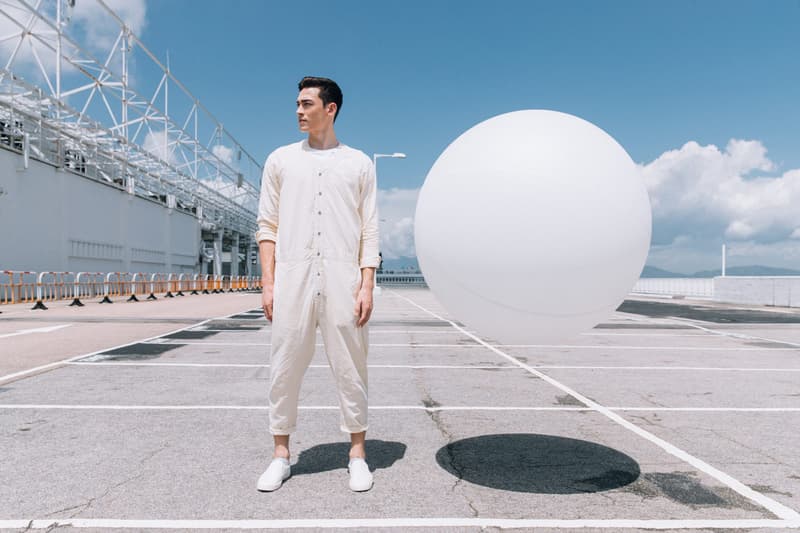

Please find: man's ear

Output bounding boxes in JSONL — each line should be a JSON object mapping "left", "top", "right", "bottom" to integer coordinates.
{"left": 327, "top": 102, "right": 338, "bottom": 117}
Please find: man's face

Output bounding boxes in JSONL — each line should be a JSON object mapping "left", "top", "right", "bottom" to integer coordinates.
{"left": 296, "top": 87, "right": 335, "bottom": 133}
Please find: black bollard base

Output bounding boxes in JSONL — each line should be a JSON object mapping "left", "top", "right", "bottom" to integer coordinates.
{"left": 165, "top": 292, "right": 174, "bottom": 298}
{"left": 177, "top": 291, "right": 185, "bottom": 296}
{"left": 127, "top": 294, "right": 139, "bottom": 302}
{"left": 100, "top": 295, "right": 113, "bottom": 304}
{"left": 69, "top": 298, "right": 84, "bottom": 307}
{"left": 31, "top": 300, "right": 48, "bottom": 310}
{"left": 147, "top": 294, "right": 157, "bottom": 300}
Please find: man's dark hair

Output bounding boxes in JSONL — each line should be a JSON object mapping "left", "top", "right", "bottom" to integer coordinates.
{"left": 298, "top": 76, "right": 343, "bottom": 121}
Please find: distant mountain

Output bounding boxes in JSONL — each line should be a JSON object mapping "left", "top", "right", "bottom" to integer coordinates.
{"left": 641, "top": 265, "right": 686, "bottom": 278}
{"left": 643, "top": 264, "right": 800, "bottom": 278}
{"left": 691, "top": 265, "right": 800, "bottom": 277}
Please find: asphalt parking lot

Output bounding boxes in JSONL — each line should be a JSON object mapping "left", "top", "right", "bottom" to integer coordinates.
{"left": 1, "top": 288, "right": 799, "bottom": 531}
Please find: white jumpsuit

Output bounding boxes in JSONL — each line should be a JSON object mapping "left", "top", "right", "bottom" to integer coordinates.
{"left": 255, "top": 140, "right": 380, "bottom": 435}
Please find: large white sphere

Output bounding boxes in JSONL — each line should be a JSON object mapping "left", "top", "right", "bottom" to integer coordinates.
{"left": 415, "top": 110, "right": 651, "bottom": 344}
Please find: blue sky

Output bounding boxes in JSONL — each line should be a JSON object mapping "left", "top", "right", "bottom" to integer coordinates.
{"left": 9, "top": 0, "right": 798, "bottom": 273}
{"left": 141, "top": 0, "right": 800, "bottom": 187}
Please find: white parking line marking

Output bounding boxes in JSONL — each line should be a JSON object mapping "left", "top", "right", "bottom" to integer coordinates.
{"left": 391, "top": 291, "right": 800, "bottom": 522}
{"left": 0, "top": 404, "right": 591, "bottom": 411}
{"left": 191, "top": 329, "right": 474, "bottom": 334}
{"left": 538, "top": 365, "right": 800, "bottom": 372}
{"left": 582, "top": 332, "right": 714, "bottom": 337}
{"left": 666, "top": 318, "right": 800, "bottom": 348}
{"left": 2, "top": 404, "right": 798, "bottom": 413}
{"left": 0, "top": 324, "right": 72, "bottom": 339}
{"left": 148, "top": 341, "right": 272, "bottom": 346}
{"left": 65, "top": 362, "right": 800, "bottom": 372}
{"left": 499, "top": 344, "right": 800, "bottom": 351}
{"left": 186, "top": 329, "right": 265, "bottom": 333}
{"left": 612, "top": 407, "right": 800, "bottom": 412}
{"left": 140, "top": 340, "right": 800, "bottom": 350}
{"left": 67, "top": 363, "right": 517, "bottom": 370}
{"left": 0, "top": 309, "right": 255, "bottom": 385}
{"left": 0, "top": 518, "right": 798, "bottom": 529}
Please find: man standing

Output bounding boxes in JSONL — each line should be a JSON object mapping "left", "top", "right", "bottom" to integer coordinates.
{"left": 255, "top": 77, "right": 380, "bottom": 492}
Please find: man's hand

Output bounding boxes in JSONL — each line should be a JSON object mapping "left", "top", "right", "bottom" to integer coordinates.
{"left": 262, "top": 283, "right": 274, "bottom": 322}
{"left": 354, "top": 286, "right": 373, "bottom": 327}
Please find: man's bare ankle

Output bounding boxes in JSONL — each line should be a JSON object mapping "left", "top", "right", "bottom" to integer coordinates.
{"left": 349, "top": 449, "right": 366, "bottom": 460}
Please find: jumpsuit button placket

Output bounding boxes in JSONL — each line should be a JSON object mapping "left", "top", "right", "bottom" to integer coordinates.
{"left": 315, "top": 170, "right": 323, "bottom": 298}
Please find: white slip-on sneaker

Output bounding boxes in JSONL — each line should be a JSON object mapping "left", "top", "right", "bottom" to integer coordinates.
{"left": 348, "top": 458, "right": 373, "bottom": 492}
{"left": 257, "top": 457, "right": 291, "bottom": 492}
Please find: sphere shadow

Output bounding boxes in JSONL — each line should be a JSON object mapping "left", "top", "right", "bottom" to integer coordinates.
{"left": 291, "top": 439, "right": 406, "bottom": 476}
{"left": 435, "top": 433, "right": 640, "bottom": 493}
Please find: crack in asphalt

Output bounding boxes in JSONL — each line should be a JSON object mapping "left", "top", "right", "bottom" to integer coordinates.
{"left": 416, "top": 372, "right": 480, "bottom": 518}
{"left": 40, "top": 443, "right": 169, "bottom": 521}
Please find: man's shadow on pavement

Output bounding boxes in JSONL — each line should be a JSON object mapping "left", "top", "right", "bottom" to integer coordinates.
{"left": 436, "top": 433, "right": 640, "bottom": 494}
{"left": 292, "top": 440, "right": 406, "bottom": 475}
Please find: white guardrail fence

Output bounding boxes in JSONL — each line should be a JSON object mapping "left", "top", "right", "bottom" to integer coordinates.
{"left": 631, "top": 278, "right": 714, "bottom": 299}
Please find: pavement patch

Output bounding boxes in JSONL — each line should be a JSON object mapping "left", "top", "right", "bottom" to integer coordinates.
{"left": 595, "top": 323, "right": 694, "bottom": 330}
{"left": 163, "top": 330, "right": 219, "bottom": 339}
{"left": 80, "top": 343, "right": 186, "bottom": 362}
{"left": 619, "top": 300, "right": 800, "bottom": 324}
{"left": 555, "top": 394, "right": 587, "bottom": 407}
{"left": 749, "top": 484, "right": 794, "bottom": 498}
{"left": 203, "top": 320, "right": 266, "bottom": 331}
{"left": 630, "top": 472, "right": 764, "bottom": 511}
{"left": 745, "top": 340, "right": 800, "bottom": 349}
{"left": 229, "top": 314, "right": 264, "bottom": 320}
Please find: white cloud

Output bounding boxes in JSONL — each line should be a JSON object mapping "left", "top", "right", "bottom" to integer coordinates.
{"left": 0, "top": 9, "right": 60, "bottom": 78}
{"left": 377, "top": 187, "right": 419, "bottom": 259}
{"left": 0, "top": 0, "right": 147, "bottom": 80}
{"left": 142, "top": 129, "right": 176, "bottom": 165}
{"left": 382, "top": 217, "right": 415, "bottom": 260}
{"left": 212, "top": 145, "right": 235, "bottom": 166}
{"left": 725, "top": 220, "right": 755, "bottom": 240}
{"left": 68, "top": 0, "right": 147, "bottom": 52}
{"left": 641, "top": 139, "right": 800, "bottom": 272}
{"left": 71, "top": 0, "right": 147, "bottom": 43}
{"left": 725, "top": 240, "right": 800, "bottom": 259}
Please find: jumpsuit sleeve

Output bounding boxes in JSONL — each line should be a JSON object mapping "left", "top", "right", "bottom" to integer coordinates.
{"left": 358, "top": 158, "right": 381, "bottom": 269}
{"left": 255, "top": 153, "right": 280, "bottom": 243}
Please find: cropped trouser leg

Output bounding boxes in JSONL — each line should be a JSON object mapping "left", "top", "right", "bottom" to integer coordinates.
{"left": 318, "top": 268, "right": 369, "bottom": 434}
{"left": 268, "top": 264, "right": 318, "bottom": 436}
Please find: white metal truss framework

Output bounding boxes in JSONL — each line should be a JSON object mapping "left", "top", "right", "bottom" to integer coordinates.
{"left": 0, "top": 0, "right": 260, "bottom": 237}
